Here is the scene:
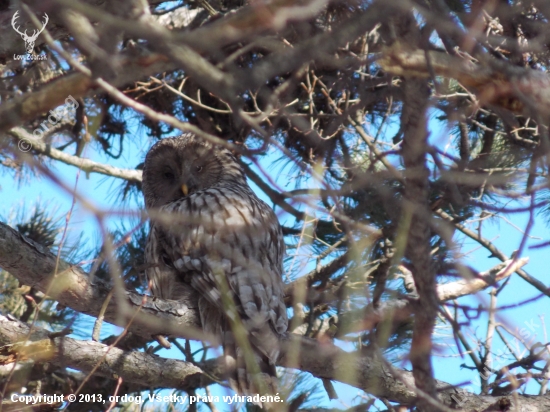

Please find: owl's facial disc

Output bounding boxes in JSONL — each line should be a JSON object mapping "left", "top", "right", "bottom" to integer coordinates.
{"left": 176, "top": 146, "right": 222, "bottom": 197}
{"left": 143, "top": 134, "right": 242, "bottom": 209}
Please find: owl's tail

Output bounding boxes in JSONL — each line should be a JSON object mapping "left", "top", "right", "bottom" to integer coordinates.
{"left": 223, "top": 323, "right": 281, "bottom": 407}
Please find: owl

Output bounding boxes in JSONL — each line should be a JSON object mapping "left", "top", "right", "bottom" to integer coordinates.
{"left": 142, "top": 133, "right": 288, "bottom": 397}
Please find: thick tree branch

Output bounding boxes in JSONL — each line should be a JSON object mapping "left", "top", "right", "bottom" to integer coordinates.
{"left": 27, "top": 0, "right": 384, "bottom": 107}
{"left": 3, "top": 316, "right": 549, "bottom": 410}
{"left": 400, "top": 72, "right": 439, "bottom": 408}
{"left": 0, "top": 221, "right": 203, "bottom": 341}
{"left": 0, "top": 221, "right": 419, "bottom": 403}
{"left": 0, "top": 315, "right": 218, "bottom": 392}
{"left": 0, "top": 222, "right": 542, "bottom": 409}
{"left": 0, "top": 1, "right": 200, "bottom": 59}
{"left": 0, "top": 52, "right": 178, "bottom": 135}
{"left": 379, "top": 47, "right": 550, "bottom": 114}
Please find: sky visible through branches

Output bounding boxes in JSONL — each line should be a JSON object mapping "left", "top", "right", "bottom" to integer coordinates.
{"left": 2, "top": 111, "right": 548, "bottom": 410}
{"left": 4, "top": 1, "right": 550, "bottom": 407}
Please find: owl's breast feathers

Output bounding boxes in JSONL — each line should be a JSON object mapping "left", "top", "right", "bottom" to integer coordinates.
{"left": 143, "top": 135, "right": 287, "bottom": 399}
{"left": 148, "top": 184, "right": 288, "bottom": 335}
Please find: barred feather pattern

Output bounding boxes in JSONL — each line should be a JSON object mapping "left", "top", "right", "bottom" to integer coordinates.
{"left": 143, "top": 134, "right": 288, "bottom": 397}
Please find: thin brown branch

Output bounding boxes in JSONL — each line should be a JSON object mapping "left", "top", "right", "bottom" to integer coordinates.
{"left": 338, "top": 258, "right": 529, "bottom": 336}
{"left": 7, "top": 128, "right": 142, "bottom": 183}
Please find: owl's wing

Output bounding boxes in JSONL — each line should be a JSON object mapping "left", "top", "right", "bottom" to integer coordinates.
{"left": 159, "top": 188, "right": 288, "bottom": 336}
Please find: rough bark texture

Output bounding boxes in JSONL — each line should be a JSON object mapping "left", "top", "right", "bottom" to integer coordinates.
{"left": 0, "top": 222, "right": 547, "bottom": 409}
{"left": 0, "top": 221, "right": 202, "bottom": 340}
{"left": 0, "top": 53, "right": 178, "bottom": 134}
{"left": 0, "top": 315, "right": 217, "bottom": 391}
{"left": 401, "top": 78, "right": 440, "bottom": 410}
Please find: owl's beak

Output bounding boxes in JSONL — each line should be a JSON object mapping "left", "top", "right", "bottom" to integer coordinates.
{"left": 181, "top": 184, "right": 189, "bottom": 196}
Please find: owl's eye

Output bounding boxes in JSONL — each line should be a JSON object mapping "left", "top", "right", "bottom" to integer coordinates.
{"left": 195, "top": 166, "right": 203, "bottom": 173}
{"left": 164, "top": 171, "right": 175, "bottom": 179}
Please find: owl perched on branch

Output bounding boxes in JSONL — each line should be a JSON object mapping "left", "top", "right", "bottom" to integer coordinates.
{"left": 142, "top": 134, "right": 288, "bottom": 397}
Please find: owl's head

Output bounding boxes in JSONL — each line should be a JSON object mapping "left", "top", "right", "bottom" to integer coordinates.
{"left": 142, "top": 134, "right": 246, "bottom": 209}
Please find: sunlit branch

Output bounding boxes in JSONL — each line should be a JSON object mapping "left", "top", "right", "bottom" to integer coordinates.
{"left": 8, "top": 128, "right": 142, "bottom": 183}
